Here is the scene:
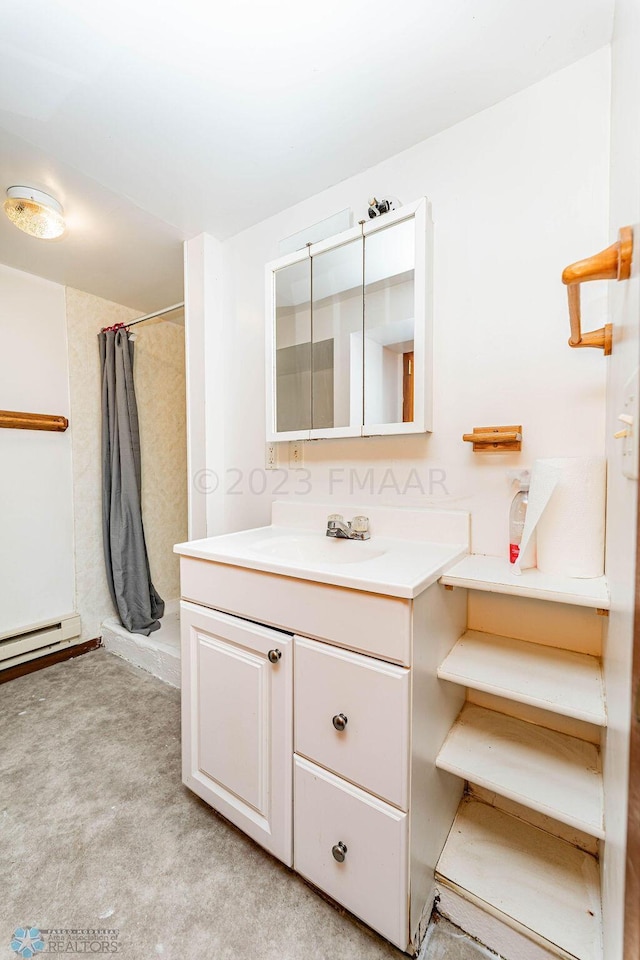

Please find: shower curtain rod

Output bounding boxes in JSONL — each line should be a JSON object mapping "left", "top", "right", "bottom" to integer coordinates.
{"left": 100, "top": 301, "right": 185, "bottom": 333}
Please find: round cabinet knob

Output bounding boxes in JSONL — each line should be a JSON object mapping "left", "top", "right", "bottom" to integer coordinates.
{"left": 332, "top": 713, "right": 348, "bottom": 732}
{"left": 267, "top": 649, "right": 282, "bottom": 663}
{"left": 332, "top": 841, "right": 348, "bottom": 863}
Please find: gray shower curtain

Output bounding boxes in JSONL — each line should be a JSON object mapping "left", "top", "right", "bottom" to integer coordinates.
{"left": 99, "top": 329, "right": 164, "bottom": 635}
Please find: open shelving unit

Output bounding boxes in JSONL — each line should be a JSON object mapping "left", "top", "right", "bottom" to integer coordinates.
{"left": 436, "top": 798, "right": 603, "bottom": 960}
{"left": 436, "top": 555, "right": 608, "bottom": 960}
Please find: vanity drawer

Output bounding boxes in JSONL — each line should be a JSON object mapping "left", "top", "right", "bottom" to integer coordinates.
{"left": 295, "top": 636, "right": 410, "bottom": 809}
{"left": 294, "top": 756, "right": 408, "bottom": 950}
{"left": 180, "top": 557, "right": 412, "bottom": 665}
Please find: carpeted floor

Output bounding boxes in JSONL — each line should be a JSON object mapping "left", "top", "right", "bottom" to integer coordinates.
{"left": 1, "top": 650, "right": 495, "bottom": 960}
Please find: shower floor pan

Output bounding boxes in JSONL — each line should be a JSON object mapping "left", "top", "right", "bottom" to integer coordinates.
{"left": 101, "top": 600, "right": 180, "bottom": 688}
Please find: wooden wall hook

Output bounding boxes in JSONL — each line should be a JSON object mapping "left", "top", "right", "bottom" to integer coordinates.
{"left": 562, "top": 225, "right": 633, "bottom": 356}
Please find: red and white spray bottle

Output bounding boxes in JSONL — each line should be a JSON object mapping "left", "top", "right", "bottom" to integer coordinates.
{"left": 508, "top": 469, "right": 531, "bottom": 564}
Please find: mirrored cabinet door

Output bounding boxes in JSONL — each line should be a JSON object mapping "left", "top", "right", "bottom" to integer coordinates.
{"left": 363, "top": 217, "right": 415, "bottom": 428}
{"left": 362, "top": 199, "right": 431, "bottom": 435}
{"left": 310, "top": 234, "right": 363, "bottom": 438}
{"left": 273, "top": 256, "right": 312, "bottom": 438}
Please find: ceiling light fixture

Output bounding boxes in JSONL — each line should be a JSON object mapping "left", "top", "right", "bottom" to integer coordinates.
{"left": 3, "top": 186, "right": 65, "bottom": 240}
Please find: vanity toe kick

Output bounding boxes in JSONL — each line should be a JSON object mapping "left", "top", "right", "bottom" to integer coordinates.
{"left": 294, "top": 755, "right": 409, "bottom": 949}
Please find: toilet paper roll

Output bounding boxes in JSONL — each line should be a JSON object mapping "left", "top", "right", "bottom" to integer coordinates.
{"left": 515, "top": 457, "right": 606, "bottom": 578}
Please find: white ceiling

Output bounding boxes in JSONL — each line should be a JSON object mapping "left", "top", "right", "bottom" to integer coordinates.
{"left": 0, "top": 0, "right": 614, "bottom": 311}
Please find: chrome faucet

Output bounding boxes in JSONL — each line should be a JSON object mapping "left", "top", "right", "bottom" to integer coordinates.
{"left": 326, "top": 514, "right": 370, "bottom": 540}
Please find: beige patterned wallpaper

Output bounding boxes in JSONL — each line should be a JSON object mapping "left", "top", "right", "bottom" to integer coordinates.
{"left": 65, "top": 288, "right": 187, "bottom": 640}
{"left": 133, "top": 318, "right": 188, "bottom": 602}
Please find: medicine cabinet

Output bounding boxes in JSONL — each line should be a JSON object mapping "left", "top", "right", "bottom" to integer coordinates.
{"left": 265, "top": 197, "right": 433, "bottom": 441}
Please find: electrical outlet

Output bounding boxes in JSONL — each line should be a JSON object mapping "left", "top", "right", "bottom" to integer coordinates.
{"left": 265, "top": 442, "right": 278, "bottom": 470}
{"left": 289, "top": 441, "right": 304, "bottom": 467}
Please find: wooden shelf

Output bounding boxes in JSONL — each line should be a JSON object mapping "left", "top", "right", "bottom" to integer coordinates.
{"left": 436, "top": 798, "right": 602, "bottom": 960}
{"left": 436, "top": 704, "right": 604, "bottom": 838}
{"left": 440, "top": 555, "right": 610, "bottom": 609}
{"left": 438, "top": 631, "right": 606, "bottom": 726}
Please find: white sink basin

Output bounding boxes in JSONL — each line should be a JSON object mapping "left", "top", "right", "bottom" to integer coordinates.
{"left": 248, "top": 535, "right": 386, "bottom": 565}
{"left": 174, "top": 503, "right": 470, "bottom": 598}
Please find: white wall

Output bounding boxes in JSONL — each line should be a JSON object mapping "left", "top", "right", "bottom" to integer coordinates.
{"left": 0, "top": 264, "right": 75, "bottom": 635}
{"left": 602, "top": 0, "right": 640, "bottom": 955}
{"left": 184, "top": 234, "right": 224, "bottom": 540}
{"left": 199, "top": 49, "right": 610, "bottom": 554}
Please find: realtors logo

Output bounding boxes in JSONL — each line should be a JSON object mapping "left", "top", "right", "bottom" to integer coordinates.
{"left": 9, "top": 928, "right": 121, "bottom": 955}
{"left": 10, "top": 928, "right": 45, "bottom": 959}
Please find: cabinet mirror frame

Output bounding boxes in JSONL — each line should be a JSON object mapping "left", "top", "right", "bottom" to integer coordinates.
{"left": 265, "top": 197, "right": 432, "bottom": 442}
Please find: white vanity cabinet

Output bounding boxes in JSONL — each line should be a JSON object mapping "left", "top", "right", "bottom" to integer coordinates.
{"left": 179, "top": 553, "right": 466, "bottom": 955}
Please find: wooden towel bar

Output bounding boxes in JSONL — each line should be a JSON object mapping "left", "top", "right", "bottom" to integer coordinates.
{"left": 0, "top": 410, "right": 69, "bottom": 432}
{"left": 562, "top": 225, "right": 633, "bottom": 356}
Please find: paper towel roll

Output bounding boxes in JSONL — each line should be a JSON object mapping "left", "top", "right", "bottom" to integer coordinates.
{"left": 535, "top": 457, "right": 606, "bottom": 577}
{"left": 515, "top": 457, "right": 606, "bottom": 578}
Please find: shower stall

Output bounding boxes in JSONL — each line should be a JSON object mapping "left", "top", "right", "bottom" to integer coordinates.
{"left": 100, "top": 302, "right": 188, "bottom": 687}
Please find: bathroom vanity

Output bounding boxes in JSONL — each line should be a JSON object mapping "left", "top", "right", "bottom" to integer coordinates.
{"left": 175, "top": 503, "right": 469, "bottom": 953}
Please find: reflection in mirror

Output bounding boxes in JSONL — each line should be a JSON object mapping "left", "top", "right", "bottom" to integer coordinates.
{"left": 275, "top": 259, "right": 311, "bottom": 432}
{"left": 311, "top": 238, "right": 363, "bottom": 430}
{"left": 363, "top": 218, "right": 415, "bottom": 425}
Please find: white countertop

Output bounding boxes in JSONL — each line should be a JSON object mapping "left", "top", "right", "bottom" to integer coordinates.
{"left": 174, "top": 525, "right": 468, "bottom": 599}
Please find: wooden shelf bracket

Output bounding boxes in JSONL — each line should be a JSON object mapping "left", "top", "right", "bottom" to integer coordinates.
{"left": 562, "top": 225, "right": 633, "bottom": 356}
{"left": 0, "top": 410, "right": 69, "bottom": 432}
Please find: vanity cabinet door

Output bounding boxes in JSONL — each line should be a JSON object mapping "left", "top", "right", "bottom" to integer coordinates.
{"left": 181, "top": 601, "right": 293, "bottom": 865}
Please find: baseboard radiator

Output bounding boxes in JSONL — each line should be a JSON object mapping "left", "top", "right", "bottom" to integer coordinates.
{"left": 0, "top": 614, "right": 82, "bottom": 670}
